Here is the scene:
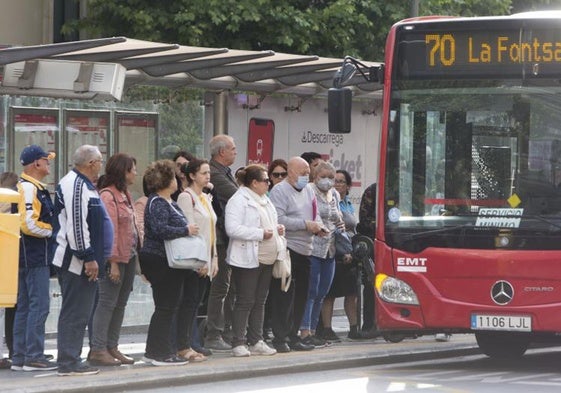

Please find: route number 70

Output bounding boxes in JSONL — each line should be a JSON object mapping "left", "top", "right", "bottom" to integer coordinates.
{"left": 426, "top": 34, "right": 456, "bottom": 66}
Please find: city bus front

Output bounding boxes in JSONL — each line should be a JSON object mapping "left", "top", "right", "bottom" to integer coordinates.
{"left": 376, "top": 14, "right": 561, "bottom": 357}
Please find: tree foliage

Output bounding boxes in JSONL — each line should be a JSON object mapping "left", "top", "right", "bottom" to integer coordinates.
{"left": 69, "top": 0, "right": 561, "bottom": 61}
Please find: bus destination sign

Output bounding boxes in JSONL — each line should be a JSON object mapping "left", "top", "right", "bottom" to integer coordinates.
{"left": 397, "top": 28, "right": 561, "bottom": 79}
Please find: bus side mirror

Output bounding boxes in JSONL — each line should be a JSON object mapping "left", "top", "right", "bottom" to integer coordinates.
{"left": 328, "top": 88, "right": 352, "bottom": 133}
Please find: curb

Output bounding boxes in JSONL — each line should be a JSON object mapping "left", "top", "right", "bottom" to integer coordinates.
{"left": 16, "top": 343, "right": 481, "bottom": 393}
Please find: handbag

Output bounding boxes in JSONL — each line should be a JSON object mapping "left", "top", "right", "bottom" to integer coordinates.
{"left": 148, "top": 195, "right": 209, "bottom": 271}
{"left": 164, "top": 235, "right": 209, "bottom": 270}
{"left": 273, "top": 237, "right": 291, "bottom": 292}
{"left": 335, "top": 228, "right": 353, "bottom": 257}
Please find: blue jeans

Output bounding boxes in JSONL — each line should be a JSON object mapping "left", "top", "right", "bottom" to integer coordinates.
{"left": 57, "top": 269, "right": 97, "bottom": 371}
{"left": 300, "top": 256, "right": 335, "bottom": 331}
{"left": 12, "top": 266, "right": 51, "bottom": 365}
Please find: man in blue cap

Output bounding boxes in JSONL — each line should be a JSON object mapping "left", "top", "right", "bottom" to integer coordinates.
{"left": 11, "top": 145, "right": 57, "bottom": 372}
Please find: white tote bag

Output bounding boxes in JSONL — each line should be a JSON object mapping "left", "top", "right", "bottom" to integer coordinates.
{"left": 164, "top": 235, "right": 209, "bottom": 270}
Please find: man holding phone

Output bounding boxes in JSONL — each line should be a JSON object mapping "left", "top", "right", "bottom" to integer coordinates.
{"left": 269, "top": 156, "right": 326, "bottom": 353}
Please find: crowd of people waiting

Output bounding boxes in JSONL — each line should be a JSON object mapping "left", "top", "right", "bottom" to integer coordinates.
{"left": 0, "top": 136, "right": 380, "bottom": 376}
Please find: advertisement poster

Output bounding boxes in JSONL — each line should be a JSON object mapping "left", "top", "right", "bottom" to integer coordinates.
{"left": 116, "top": 113, "right": 158, "bottom": 200}
{"left": 247, "top": 118, "right": 274, "bottom": 167}
{"left": 13, "top": 110, "right": 58, "bottom": 190}
{"left": 66, "top": 111, "right": 110, "bottom": 171}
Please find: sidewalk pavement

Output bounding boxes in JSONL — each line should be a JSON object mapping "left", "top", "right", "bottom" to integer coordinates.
{"left": 2, "top": 319, "right": 481, "bottom": 393}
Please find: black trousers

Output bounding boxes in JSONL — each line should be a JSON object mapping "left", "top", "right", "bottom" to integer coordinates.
{"left": 5, "top": 306, "right": 16, "bottom": 358}
{"left": 140, "top": 252, "right": 184, "bottom": 359}
{"left": 269, "top": 249, "right": 310, "bottom": 344}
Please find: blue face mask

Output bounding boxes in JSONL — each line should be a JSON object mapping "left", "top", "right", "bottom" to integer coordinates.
{"left": 295, "top": 175, "right": 309, "bottom": 190}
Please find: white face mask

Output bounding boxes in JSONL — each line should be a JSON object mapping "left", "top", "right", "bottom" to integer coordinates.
{"left": 295, "top": 175, "right": 309, "bottom": 190}
{"left": 316, "top": 178, "right": 334, "bottom": 192}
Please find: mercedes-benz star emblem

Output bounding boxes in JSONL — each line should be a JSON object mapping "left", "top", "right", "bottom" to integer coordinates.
{"left": 491, "top": 280, "right": 514, "bottom": 305}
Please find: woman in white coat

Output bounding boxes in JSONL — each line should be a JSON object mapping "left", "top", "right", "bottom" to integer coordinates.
{"left": 176, "top": 158, "right": 218, "bottom": 362}
{"left": 225, "top": 164, "right": 284, "bottom": 357}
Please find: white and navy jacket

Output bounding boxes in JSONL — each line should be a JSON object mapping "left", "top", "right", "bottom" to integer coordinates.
{"left": 50, "top": 169, "right": 113, "bottom": 277}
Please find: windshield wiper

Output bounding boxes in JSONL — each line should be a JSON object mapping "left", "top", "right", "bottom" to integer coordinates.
{"left": 519, "top": 214, "right": 561, "bottom": 230}
{"left": 402, "top": 223, "right": 475, "bottom": 242}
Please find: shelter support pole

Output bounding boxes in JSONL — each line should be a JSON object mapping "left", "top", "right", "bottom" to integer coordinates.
{"left": 213, "top": 91, "right": 228, "bottom": 135}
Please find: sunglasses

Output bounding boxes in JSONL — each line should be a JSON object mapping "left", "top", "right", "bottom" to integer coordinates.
{"left": 271, "top": 172, "right": 288, "bottom": 178}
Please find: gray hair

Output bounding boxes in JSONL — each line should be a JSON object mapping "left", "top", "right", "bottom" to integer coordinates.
{"left": 314, "top": 160, "right": 335, "bottom": 175}
{"left": 72, "top": 145, "right": 101, "bottom": 167}
{"left": 209, "top": 135, "right": 233, "bottom": 158}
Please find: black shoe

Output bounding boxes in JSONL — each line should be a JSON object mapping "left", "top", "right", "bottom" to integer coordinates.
{"left": 23, "top": 359, "right": 58, "bottom": 371}
{"left": 273, "top": 342, "right": 291, "bottom": 353}
{"left": 360, "top": 328, "right": 381, "bottom": 339}
{"left": 289, "top": 341, "right": 314, "bottom": 351}
{"left": 57, "top": 364, "right": 99, "bottom": 376}
{"left": 348, "top": 330, "right": 363, "bottom": 340}
{"left": 302, "top": 335, "right": 327, "bottom": 348}
{"left": 0, "top": 358, "right": 11, "bottom": 369}
{"left": 321, "top": 328, "right": 341, "bottom": 342}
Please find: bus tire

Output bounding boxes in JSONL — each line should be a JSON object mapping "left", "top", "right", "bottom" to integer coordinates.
{"left": 475, "top": 332, "right": 529, "bottom": 358}
{"left": 383, "top": 333, "right": 406, "bottom": 343}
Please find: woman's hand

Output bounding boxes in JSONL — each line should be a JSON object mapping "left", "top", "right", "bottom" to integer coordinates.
{"left": 277, "top": 224, "right": 285, "bottom": 236}
{"left": 188, "top": 223, "right": 200, "bottom": 236}
{"left": 109, "top": 262, "right": 121, "bottom": 283}
{"left": 198, "top": 266, "right": 209, "bottom": 277}
{"left": 211, "top": 255, "right": 219, "bottom": 278}
{"left": 343, "top": 254, "right": 353, "bottom": 264}
{"left": 263, "top": 228, "right": 274, "bottom": 240}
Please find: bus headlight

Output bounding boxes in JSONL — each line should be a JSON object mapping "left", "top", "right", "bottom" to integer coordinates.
{"left": 375, "top": 274, "right": 419, "bottom": 305}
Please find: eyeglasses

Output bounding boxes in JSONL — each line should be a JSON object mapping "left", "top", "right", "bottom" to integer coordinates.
{"left": 334, "top": 179, "right": 347, "bottom": 184}
{"left": 90, "top": 158, "right": 104, "bottom": 165}
{"left": 271, "top": 172, "right": 288, "bottom": 178}
{"left": 258, "top": 178, "right": 271, "bottom": 184}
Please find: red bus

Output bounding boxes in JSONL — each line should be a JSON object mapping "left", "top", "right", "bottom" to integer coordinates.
{"left": 331, "top": 11, "right": 561, "bottom": 358}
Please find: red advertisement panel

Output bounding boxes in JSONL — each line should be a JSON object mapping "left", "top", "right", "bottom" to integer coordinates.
{"left": 247, "top": 118, "right": 274, "bottom": 167}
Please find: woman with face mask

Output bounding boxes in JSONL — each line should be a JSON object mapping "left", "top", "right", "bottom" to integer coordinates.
{"left": 299, "top": 160, "right": 344, "bottom": 347}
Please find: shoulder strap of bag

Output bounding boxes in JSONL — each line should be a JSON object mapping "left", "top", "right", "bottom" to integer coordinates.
{"left": 184, "top": 189, "right": 196, "bottom": 208}
{"left": 147, "top": 195, "right": 165, "bottom": 215}
{"left": 100, "top": 188, "right": 118, "bottom": 207}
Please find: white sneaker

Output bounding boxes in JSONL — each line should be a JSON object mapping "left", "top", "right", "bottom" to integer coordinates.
{"left": 249, "top": 340, "right": 277, "bottom": 356}
{"left": 232, "top": 345, "right": 251, "bottom": 357}
{"left": 435, "top": 333, "right": 451, "bottom": 342}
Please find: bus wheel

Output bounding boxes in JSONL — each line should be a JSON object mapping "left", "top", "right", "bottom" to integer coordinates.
{"left": 475, "top": 332, "right": 529, "bottom": 358}
{"left": 383, "top": 333, "right": 406, "bottom": 343}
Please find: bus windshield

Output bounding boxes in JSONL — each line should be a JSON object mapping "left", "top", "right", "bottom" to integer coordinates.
{"left": 385, "top": 79, "right": 561, "bottom": 252}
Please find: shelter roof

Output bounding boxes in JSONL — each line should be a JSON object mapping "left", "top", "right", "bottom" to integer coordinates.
{"left": 0, "top": 36, "right": 382, "bottom": 99}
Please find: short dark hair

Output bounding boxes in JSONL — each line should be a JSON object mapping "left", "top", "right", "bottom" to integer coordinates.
{"left": 173, "top": 150, "right": 194, "bottom": 162}
{"left": 300, "top": 152, "right": 322, "bottom": 164}
{"left": 143, "top": 160, "right": 176, "bottom": 193}
{"left": 336, "top": 169, "right": 352, "bottom": 187}
{"left": 182, "top": 157, "right": 209, "bottom": 186}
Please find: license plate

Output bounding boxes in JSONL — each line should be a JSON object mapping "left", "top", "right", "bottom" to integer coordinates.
{"left": 471, "top": 314, "right": 532, "bottom": 332}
